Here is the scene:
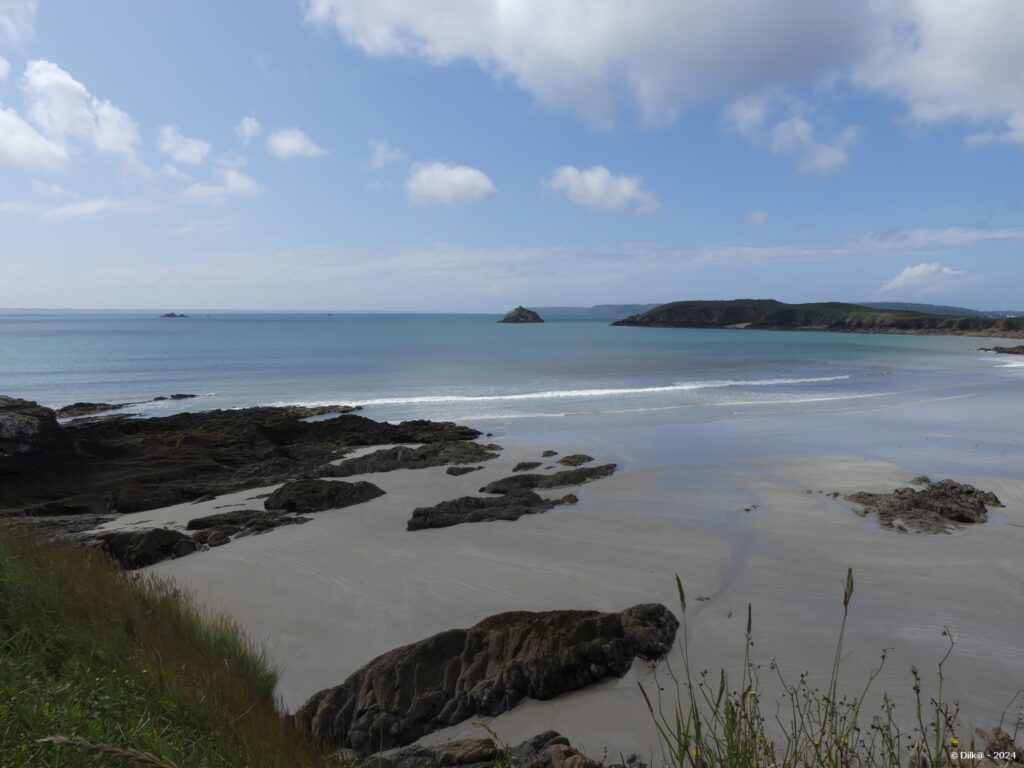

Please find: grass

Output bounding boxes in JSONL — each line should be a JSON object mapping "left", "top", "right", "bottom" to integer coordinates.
{"left": 0, "top": 528, "right": 334, "bottom": 767}
{"left": 639, "top": 569, "right": 1023, "bottom": 768}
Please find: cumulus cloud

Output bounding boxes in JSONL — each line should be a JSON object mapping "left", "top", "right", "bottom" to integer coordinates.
{"left": 0, "top": 56, "right": 10, "bottom": 80}
{"left": 0, "top": 104, "right": 67, "bottom": 168}
{"left": 303, "top": 0, "right": 872, "bottom": 125}
{"left": 265, "top": 128, "right": 325, "bottom": 159}
{"left": 369, "top": 139, "right": 404, "bottom": 168}
{"left": 406, "top": 161, "right": 495, "bottom": 204}
{"left": 771, "top": 118, "right": 858, "bottom": 175}
{"left": 182, "top": 167, "right": 262, "bottom": 205}
{"left": 236, "top": 115, "right": 261, "bottom": 145}
{"left": 157, "top": 125, "right": 211, "bottom": 165}
{"left": 21, "top": 60, "right": 141, "bottom": 158}
{"left": 545, "top": 165, "right": 658, "bottom": 214}
{"left": 880, "top": 262, "right": 964, "bottom": 294}
{"left": 742, "top": 209, "right": 769, "bottom": 224}
{"left": 0, "top": 0, "right": 37, "bottom": 46}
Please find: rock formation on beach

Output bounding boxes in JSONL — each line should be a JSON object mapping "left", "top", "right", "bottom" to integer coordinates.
{"left": 99, "top": 527, "right": 198, "bottom": 569}
{"left": 187, "top": 508, "right": 311, "bottom": 546}
{"left": 612, "top": 299, "right": 1024, "bottom": 338}
{"left": 499, "top": 305, "right": 544, "bottom": 323}
{"left": 407, "top": 490, "right": 578, "bottom": 530}
{"left": 263, "top": 479, "right": 385, "bottom": 513}
{"left": 980, "top": 344, "right": 1024, "bottom": 355}
{"left": 557, "top": 453, "right": 593, "bottom": 467}
{"left": 845, "top": 478, "right": 1002, "bottom": 533}
{"left": 379, "top": 731, "right": 605, "bottom": 768}
{"left": 293, "top": 603, "right": 679, "bottom": 752}
{"left": 480, "top": 464, "right": 616, "bottom": 495}
{"left": 320, "top": 442, "right": 499, "bottom": 477}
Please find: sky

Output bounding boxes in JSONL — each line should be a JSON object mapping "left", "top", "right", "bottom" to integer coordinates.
{"left": 1, "top": 0, "right": 1023, "bottom": 312}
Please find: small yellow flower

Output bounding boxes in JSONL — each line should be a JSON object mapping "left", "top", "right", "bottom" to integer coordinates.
{"left": 950, "top": 737, "right": 959, "bottom": 747}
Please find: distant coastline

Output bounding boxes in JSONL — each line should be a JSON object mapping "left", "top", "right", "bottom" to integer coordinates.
{"left": 612, "top": 299, "right": 1024, "bottom": 339}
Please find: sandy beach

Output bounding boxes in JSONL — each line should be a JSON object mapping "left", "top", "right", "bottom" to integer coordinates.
{"left": 91, "top": 383, "right": 1024, "bottom": 758}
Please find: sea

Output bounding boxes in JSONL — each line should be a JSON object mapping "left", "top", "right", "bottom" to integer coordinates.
{"left": 1, "top": 311, "right": 1020, "bottom": 423}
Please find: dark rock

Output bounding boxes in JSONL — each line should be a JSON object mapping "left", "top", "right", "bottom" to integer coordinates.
{"left": 264, "top": 479, "right": 385, "bottom": 514}
{"left": 294, "top": 603, "right": 678, "bottom": 752}
{"left": 55, "top": 402, "right": 134, "bottom": 419}
{"left": 513, "top": 461, "right": 542, "bottom": 472}
{"left": 380, "top": 731, "right": 604, "bottom": 768}
{"left": 407, "top": 491, "right": 578, "bottom": 530}
{"left": 979, "top": 345, "right": 1024, "bottom": 355}
{"left": 542, "top": 450, "right": 558, "bottom": 457}
{"left": 0, "top": 396, "right": 69, "bottom": 467}
{"left": 910, "top": 475, "right": 931, "bottom": 485}
{"left": 845, "top": 479, "right": 1002, "bottom": 533}
{"left": 1, "top": 404, "right": 477, "bottom": 523}
{"left": 557, "top": 454, "right": 593, "bottom": 467}
{"left": 99, "top": 527, "right": 197, "bottom": 569}
{"left": 188, "top": 508, "right": 310, "bottom": 545}
{"left": 480, "top": 464, "right": 616, "bottom": 495}
{"left": 160, "top": 312, "right": 188, "bottom": 318}
{"left": 446, "top": 465, "right": 483, "bottom": 476}
{"left": 499, "top": 306, "right": 544, "bottom": 324}
{"left": 322, "top": 442, "right": 498, "bottom": 477}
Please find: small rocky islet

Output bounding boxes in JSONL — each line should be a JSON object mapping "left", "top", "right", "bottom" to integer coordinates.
{"left": 499, "top": 305, "right": 544, "bottom": 323}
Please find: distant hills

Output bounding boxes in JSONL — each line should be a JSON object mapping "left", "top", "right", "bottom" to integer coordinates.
{"left": 611, "top": 299, "right": 1024, "bottom": 337}
{"left": 859, "top": 302, "right": 1024, "bottom": 319}
{"left": 528, "top": 304, "right": 659, "bottom": 320}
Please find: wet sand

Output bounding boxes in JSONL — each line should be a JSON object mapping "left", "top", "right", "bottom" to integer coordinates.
{"left": 103, "top": 386, "right": 1024, "bottom": 757}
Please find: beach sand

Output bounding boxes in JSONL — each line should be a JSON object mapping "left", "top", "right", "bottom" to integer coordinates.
{"left": 100, "top": 388, "right": 1024, "bottom": 757}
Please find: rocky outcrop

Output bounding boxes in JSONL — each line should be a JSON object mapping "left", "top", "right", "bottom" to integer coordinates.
{"left": 0, "top": 401, "right": 477, "bottom": 521}
{"left": 322, "top": 442, "right": 499, "bottom": 477}
{"left": 160, "top": 312, "right": 188, "bottom": 318}
{"left": 264, "top": 479, "right": 385, "bottom": 514}
{"left": 557, "top": 454, "right": 593, "bottom": 467}
{"left": 513, "top": 461, "right": 542, "bottom": 472}
{"left": 446, "top": 465, "right": 483, "bottom": 476}
{"left": 186, "top": 508, "right": 310, "bottom": 546}
{"left": 499, "top": 306, "right": 544, "bottom": 324}
{"left": 542, "top": 450, "right": 558, "bottom": 457}
{"left": 293, "top": 604, "right": 679, "bottom": 752}
{"left": 0, "top": 396, "right": 69, "bottom": 467}
{"left": 845, "top": 478, "right": 1002, "bottom": 533}
{"left": 980, "top": 344, "right": 1024, "bottom": 354}
{"left": 480, "top": 464, "right": 616, "bottom": 495}
{"left": 99, "top": 528, "right": 197, "bottom": 569}
{"left": 55, "top": 402, "right": 133, "bottom": 419}
{"left": 380, "top": 731, "right": 603, "bottom": 768}
{"left": 407, "top": 491, "right": 577, "bottom": 530}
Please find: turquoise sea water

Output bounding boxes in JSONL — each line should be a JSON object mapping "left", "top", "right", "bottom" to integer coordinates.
{"left": 1, "top": 312, "right": 1020, "bottom": 422}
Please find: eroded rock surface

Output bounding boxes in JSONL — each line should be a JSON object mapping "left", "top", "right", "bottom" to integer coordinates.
{"left": 322, "top": 442, "right": 498, "bottom": 477}
{"left": 407, "top": 491, "right": 577, "bottom": 530}
{"left": 99, "top": 528, "right": 197, "bottom": 569}
{"left": 557, "top": 454, "right": 593, "bottom": 467}
{"left": 480, "top": 464, "right": 616, "bottom": 495}
{"left": 845, "top": 478, "right": 1002, "bottom": 533}
{"left": 294, "top": 604, "right": 678, "bottom": 752}
{"left": 264, "top": 479, "right": 385, "bottom": 514}
{"left": 380, "top": 731, "right": 604, "bottom": 768}
{"left": 186, "top": 508, "right": 310, "bottom": 545}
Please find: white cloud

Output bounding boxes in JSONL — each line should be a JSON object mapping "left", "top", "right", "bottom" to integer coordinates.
{"left": 31, "top": 180, "right": 74, "bottom": 197}
{"left": 771, "top": 117, "right": 858, "bottom": 175}
{"left": 854, "top": 1, "right": 1024, "bottom": 146}
{"left": 157, "top": 125, "right": 211, "bottom": 165}
{"left": 880, "top": 262, "right": 964, "bottom": 294}
{"left": 369, "top": 139, "right": 404, "bottom": 168}
{"left": 406, "top": 161, "right": 495, "bottom": 204}
{"left": 304, "top": 0, "right": 872, "bottom": 125}
{"left": 21, "top": 60, "right": 141, "bottom": 157}
{"left": 182, "top": 167, "right": 262, "bottom": 205}
{"left": 0, "top": 0, "right": 37, "bottom": 47}
{"left": 742, "top": 209, "right": 769, "bottom": 224}
{"left": 40, "top": 196, "right": 155, "bottom": 219}
{"left": 265, "top": 128, "right": 325, "bottom": 159}
{"left": 545, "top": 165, "right": 658, "bottom": 214}
{"left": 0, "top": 56, "right": 10, "bottom": 80}
{"left": 161, "top": 163, "right": 192, "bottom": 182}
{"left": 0, "top": 105, "right": 67, "bottom": 168}
{"left": 236, "top": 115, "right": 261, "bottom": 145}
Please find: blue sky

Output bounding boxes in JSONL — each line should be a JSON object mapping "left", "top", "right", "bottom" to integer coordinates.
{"left": 1, "top": 1, "right": 1023, "bottom": 311}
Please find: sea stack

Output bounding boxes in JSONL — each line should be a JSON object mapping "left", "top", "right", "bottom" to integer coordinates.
{"left": 499, "top": 305, "right": 543, "bottom": 323}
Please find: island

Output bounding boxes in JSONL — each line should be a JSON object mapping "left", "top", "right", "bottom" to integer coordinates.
{"left": 160, "top": 312, "right": 189, "bottom": 318}
{"left": 611, "top": 299, "right": 1024, "bottom": 337}
{"left": 499, "top": 306, "right": 544, "bottom": 323}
